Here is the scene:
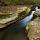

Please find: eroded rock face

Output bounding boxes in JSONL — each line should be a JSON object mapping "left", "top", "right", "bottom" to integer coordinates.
{"left": 0, "top": 6, "right": 30, "bottom": 28}
{"left": 26, "top": 17, "right": 40, "bottom": 40}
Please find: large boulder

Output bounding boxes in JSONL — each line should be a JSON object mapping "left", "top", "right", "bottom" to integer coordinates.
{"left": 0, "top": 5, "right": 30, "bottom": 28}
{"left": 26, "top": 17, "right": 40, "bottom": 40}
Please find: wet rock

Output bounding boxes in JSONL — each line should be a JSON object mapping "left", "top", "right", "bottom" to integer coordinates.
{"left": 35, "top": 10, "right": 40, "bottom": 17}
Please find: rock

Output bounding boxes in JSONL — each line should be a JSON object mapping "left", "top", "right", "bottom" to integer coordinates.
{"left": 0, "top": 6, "right": 30, "bottom": 28}
{"left": 35, "top": 10, "right": 40, "bottom": 17}
{"left": 26, "top": 17, "right": 40, "bottom": 40}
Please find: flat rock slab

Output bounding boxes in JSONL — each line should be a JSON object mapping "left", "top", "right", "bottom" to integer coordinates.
{"left": 0, "top": 5, "right": 30, "bottom": 28}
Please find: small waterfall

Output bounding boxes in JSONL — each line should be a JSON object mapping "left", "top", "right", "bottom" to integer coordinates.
{"left": 4, "top": 10, "right": 36, "bottom": 32}
{"left": 18, "top": 10, "right": 36, "bottom": 27}
{"left": 18, "top": 14, "right": 33, "bottom": 27}
{"left": 3, "top": 5, "right": 37, "bottom": 32}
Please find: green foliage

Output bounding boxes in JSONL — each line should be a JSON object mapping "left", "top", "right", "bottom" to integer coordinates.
{"left": 0, "top": 15, "right": 10, "bottom": 19}
{"left": 0, "top": 0, "right": 40, "bottom": 5}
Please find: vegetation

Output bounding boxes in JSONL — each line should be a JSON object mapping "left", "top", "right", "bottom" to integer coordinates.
{"left": 0, "top": 0, "right": 40, "bottom": 5}
{"left": 0, "top": 15, "right": 10, "bottom": 19}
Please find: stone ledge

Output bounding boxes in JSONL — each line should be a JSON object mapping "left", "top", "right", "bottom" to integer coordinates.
{"left": 0, "top": 6, "right": 30, "bottom": 28}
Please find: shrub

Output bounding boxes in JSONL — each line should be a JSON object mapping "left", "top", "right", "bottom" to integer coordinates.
{"left": 0, "top": 0, "right": 40, "bottom": 5}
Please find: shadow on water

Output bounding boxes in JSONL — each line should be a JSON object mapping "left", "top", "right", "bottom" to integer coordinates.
{"left": 31, "top": 14, "right": 37, "bottom": 21}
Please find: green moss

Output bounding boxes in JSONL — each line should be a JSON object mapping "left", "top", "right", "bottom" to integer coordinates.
{"left": 0, "top": 15, "right": 10, "bottom": 19}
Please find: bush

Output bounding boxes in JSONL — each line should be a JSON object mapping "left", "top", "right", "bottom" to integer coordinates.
{"left": 0, "top": 0, "right": 40, "bottom": 5}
